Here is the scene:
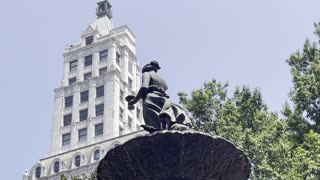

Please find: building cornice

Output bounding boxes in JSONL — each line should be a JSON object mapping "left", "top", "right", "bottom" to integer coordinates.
{"left": 114, "top": 25, "right": 136, "bottom": 38}
{"left": 54, "top": 69, "right": 121, "bottom": 93}
{"left": 40, "top": 130, "right": 144, "bottom": 161}
{"left": 63, "top": 26, "right": 136, "bottom": 58}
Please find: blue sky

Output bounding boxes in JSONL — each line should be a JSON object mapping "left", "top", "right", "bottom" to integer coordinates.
{"left": 1, "top": 0, "right": 320, "bottom": 179}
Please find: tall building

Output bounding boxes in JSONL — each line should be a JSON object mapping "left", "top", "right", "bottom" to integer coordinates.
{"left": 24, "top": 1, "right": 143, "bottom": 179}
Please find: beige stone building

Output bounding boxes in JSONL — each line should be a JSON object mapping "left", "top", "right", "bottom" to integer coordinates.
{"left": 24, "top": 1, "right": 143, "bottom": 179}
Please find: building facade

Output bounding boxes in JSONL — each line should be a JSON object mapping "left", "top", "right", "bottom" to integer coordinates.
{"left": 24, "top": 1, "right": 143, "bottom": 179}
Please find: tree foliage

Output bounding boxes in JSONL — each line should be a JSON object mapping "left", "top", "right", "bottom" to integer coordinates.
{"left": 177, "top": 23, "right": 320, "bottom": 179}
{"left": 178, "top": 23, "right": 320, "bottom": 177}
{"left": 60, "top": 171, "right": 97, "bottom": 180}
{"left": 178, "top": 77, "right": 320, "bottom": 179}
{"left": 178, "top": 25, "right": 320, "bottom": 177}
{"left": 287, "top": 22, "right": 320, "bottom": 133}
{"left": 179, "top": 82, "right": 286, "bottom": 179}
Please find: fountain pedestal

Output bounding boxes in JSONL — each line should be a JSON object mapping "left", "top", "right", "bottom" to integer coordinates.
{"left": 97, "top": 131, "right": 250, "bottom": 180}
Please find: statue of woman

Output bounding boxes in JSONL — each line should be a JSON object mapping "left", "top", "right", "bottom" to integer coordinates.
{"left": 127, "top": 61, "right": 192, "bottom": 132}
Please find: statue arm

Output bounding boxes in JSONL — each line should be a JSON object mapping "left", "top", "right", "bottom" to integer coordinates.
{"left": 129, "top": 73, "right": 150, "bottom": 105}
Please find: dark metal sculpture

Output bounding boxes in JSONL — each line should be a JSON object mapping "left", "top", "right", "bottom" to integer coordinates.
{"left": 97, "top": 131, "right": 250, "bottom": 180}
{"left": 127, "top": 61, "right": 192, "bottom": 133}
{"left": 97, "top": 61, "right": 251, "bottom": 180}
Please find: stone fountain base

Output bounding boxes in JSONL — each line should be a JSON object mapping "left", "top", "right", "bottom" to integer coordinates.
{"left": 97, "top": 131, "right": 250, "bottom": 180}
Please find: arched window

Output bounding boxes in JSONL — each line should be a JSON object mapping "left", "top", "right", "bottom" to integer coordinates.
{"left": 94, "top": 150, "right": 100, "bottom": 161}
{"left": 53, "top": 161, "right": 60, "bottom": 173}
{"left": 35, "top": 166, "right": 41, "bottom": 178}
{"left": 75, "top": 155, "right": 81, "bottom": 167}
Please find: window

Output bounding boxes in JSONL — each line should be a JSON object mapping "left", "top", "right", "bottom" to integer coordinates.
{"left": 86, "top": 36, "right": 94, "bottom": 45}
{"left": 100, "top": 50, "right": 108, "bottom": 61}
{"left": 94, "top": 150, "right": 100, "bottom": 161}
{"left": 137, "top": 108, "right": 141, "bottom": 119}
{"left": 128, "top": 78, "right": 133, "bottom": 89}
{"left": 119, "top": 107, "right": 124, "bottom": 121}
{"left": 53, "top": 161, "right": 60, "bottom": 173}
{"left": 96, "top": 85, "right": 104, "bottom": 97}
{"left": 65, "top": 96, "right": 73, "bottom": 107}
{"left": 99, "top": 67, "right": 107, "bottom": 75}
{"left": 128, "top": 117, "right": 132, "bottom": 129}
{"left": 120, "top": 89, "right": 124, "bottom": 101}
{"left": 80, "top": 91, "right": 89, "bottom": 103}
{"left": 68, "top": 77, "right": 76, "bottom": 85}
{"left": 62, "top": 133, "right": 71, "bottom": 146}
{"left": 69, "top": 60, "right": 77, "bottom": 72}
{"left": 63, "top": 114, "right": 72, "bottom": 126}
{"left": 35, "top": 166, "right": 41, "bottom": 178}
{"left": 128, "top": 61, "right": 133, "bottom": 74}
{"left": 116, "top": 52, "right": 120, "bottom": 65}
{"left": 84, "top": 72, "right": 92, "bottom": 80}
{"left": 78, "top": 128, "right": 87, "bottom": 141}
{"left": 96, "top": 104, "right": 104, "bottom": 116}
{"left": 74, "top": 155, "right": 81, "bottom": 167}
{"left": 79, "top": 109, "right": 88, "bottom": 121}
{"left": 119, "top": 126, "right": 124, "bottom": 135}
{"left": 84, "top": 55, "right": 92, "bottom": 66}
{"left": 95, "top": 123, "right": 103, "bottom": 136}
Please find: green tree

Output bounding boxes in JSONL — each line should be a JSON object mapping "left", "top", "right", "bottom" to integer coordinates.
{"left": 61, "top": 174, "right": 68, "bottom": 180}
{"left": 287, "top": 22, "right": 320, "bottom": 133}
{"left": 179, "top": 81, "right": 288, "bottom": 179}
{"left": 177, "top": 22, "right": 320, "bottom": 179}
{"left": 60, "top": 171, "right": 97, "bottom": 180}
{"left": 178, "top": 79, "right": 228, "bottom": 134}
{"left": 283, "top": 22, "right": 320, "bottom": 179}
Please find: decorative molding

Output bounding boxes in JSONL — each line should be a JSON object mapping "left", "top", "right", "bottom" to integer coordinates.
{"left": 50, "top": 158, "right": 62, "bottom": 175}
{"left": 74, "top": 84, "right": 81, "bottom": 93}
{"left": 71, "top": 152, "right": 85, "bottom": 169}
{"left": 84, "top": 25, "right": 95, "bottom": 35}
{"left": 80, "top": 83, "right": 89, "bottom": 91}
{"left": 90, "top": 78, "right": 97, "bottom": 87}
{"left": 96, "top": 78, "right": 104, "bottom": 86}
{"left": 79, "top": 102, "right": 89, "bottom": 111}
{"left": 90, "top": 146, "right": 102, "bottom": 163}
{"left": 29, "top": 163, "right": 45, "bottom": 179}
{"left": 83, "top": 66, "right": 93, "bottom": 74}
{"left": 64, "top": 34, "right": 114, "bottom": 56}
{"left": 65, "top": 86, "right": 74, "bottom": 96}
{"left": 63, "top": 107, "right": 72, "bottom": 115}
{"left": 68, "top": 71, "right": 77, "bottom": 79}
{"left": 77, "top": 122, "right": 88, "bottom": 131}
{"left": 95, "top": 98, "right": 104, "bottom": 108}
{"left": 98, "top": 60, "right": 108, "bottom": 68}
{"left": 61, "top": 126, "right": 72, "bottom": 135}
{"left": 54, "top": 88, "right": 65, "bottom": 98}
{"left": 114, "top": 25, "right": 136, "bottom": 39}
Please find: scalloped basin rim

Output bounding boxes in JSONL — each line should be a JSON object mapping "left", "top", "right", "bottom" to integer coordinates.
{"left": 97, "top": 130, "right": 250, "bottom": 180}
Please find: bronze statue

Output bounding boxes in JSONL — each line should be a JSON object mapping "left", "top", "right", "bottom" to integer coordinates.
{"left": 127, "top": 61, "right": 192, "bottom": 133}
{"left": 98, "top": 61, "right": 250, "bottom": 180}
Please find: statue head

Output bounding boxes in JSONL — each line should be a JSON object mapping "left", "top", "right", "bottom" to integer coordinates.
{"left": 142, "top": 61, "right": 161, "bottom": 73}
